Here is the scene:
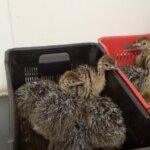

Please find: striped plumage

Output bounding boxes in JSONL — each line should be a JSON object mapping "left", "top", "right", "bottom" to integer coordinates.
{"left": 15, "top": 80, "right": 58, "bottom": 119}
{"left": 46, "top": 97, "right": 126, "bottom": 150}
{"left": 15, "top": 55, "right": 126, "bottom": 150}
{"left": 58, "top": 55, "right": 126, "bottom": 150}
{"left": 15, "top": 79, "right": 83, "bottom": 150}
{"left": 121, "top": 43, "right": 150, "bottom": 105}
{"left": 29, "top": 87, "right": 82, "bottom": 142}
{"left": 18, "top": 118, "right": 48, "bottom": 150}
{"left": 81, "top": 96, "right": 126, "bottom": 150}
{"left": 133, "top": 37, "right": 150, "bottom": 69}
{"left": 59, "top": 65, "right": 105, "bottom": 100}
{"left": 59, "top": 55, "right": 118, "bottom": 100}
{"left": 140, "top": 72, "right": 150, "bottom": 105}
{"left": 121, "top": 65, "right": 145, "bottom": 91}
{"left": 15, "top": 80, "right": 58, "bottom": 150}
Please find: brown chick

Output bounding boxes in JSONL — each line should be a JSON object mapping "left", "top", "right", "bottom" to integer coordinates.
{"left": 141, "top": 88, "right": 150, "bottom": 105}
{"left": 59, "top": 55, "right": 118, "bottom": 100}
{"left": 97, "top": 54, "right": 117, "bottom": 72}
{"left": 133, "top": 37, "right": 150, "bottom": 69}
{"left": 58, "top": 55, "right": 126, "bottom": 150}
{"left": 59, "top": 65, "right": 105, "bottom": 99}
{"left": 140, "top": 72, "right": 150, "bottom": 105}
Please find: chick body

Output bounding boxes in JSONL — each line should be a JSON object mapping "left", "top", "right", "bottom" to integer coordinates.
{"left": 59, "top": 55, "right": 117, "bottom": 100}
{"left": 59, "top": 64, "right": 105, "bottom": 100}
{"left": 18, "top": 117, "right": 48, "bottom": 150}
{"left": 29, "top": 88, "right": 82, "bottom": 141}
{"left": 15, "top": 79, "right": 82, "bottom": 149}
{"left": 121, "top": 65, "right": 145, "bottom": 90}
{"left": 15, "top": 80, "right": 57, "bottom": 150}
{"left": 15, "top": 80, "right": 58, "bottom": 119}
{"left": 82, "top": 96, "right": 126, "bottom": 150}
{"left": 58, "top": 55, "right": 126, "bottom": 150}
{"left": 133, "top": 37, "right": 150, "bottom": 69}
{"left": 140, "top": 72, "right": 150, "bottom": 105}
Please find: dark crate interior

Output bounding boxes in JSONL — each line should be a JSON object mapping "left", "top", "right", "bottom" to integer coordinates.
{"left": 5, "top": 43, "right": 150, "bottom": 150}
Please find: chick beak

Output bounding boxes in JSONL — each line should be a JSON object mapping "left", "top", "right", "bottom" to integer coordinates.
{"left": 132, "top": 43, "right": 142, "bottom": 48}
{"left": 110, "top": 66, "right": 120, "bottom": 70}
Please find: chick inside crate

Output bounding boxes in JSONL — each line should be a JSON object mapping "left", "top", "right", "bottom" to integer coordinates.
{"left": 99, "top": 34, "right": 150, "bottom": 114}
{"left": 5, "top": 43, "right": 150, "bottom": 150}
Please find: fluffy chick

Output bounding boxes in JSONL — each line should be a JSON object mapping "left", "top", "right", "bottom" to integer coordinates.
{"left": 59, "top": 55, "right": 126, "bottom": 150}
{"left": 48, "top": 97, "right": 126, "bottom": 150}
{"left": 121, "top": 65, "right": 145, "bottom": 91}
{"left": 15, "top": 80, "right": 58, "bottom": 119}
{"left": 28, "top": 81, "right": 82, "bottom": 142}
{"left": 18, "top": 117, "right": 48, "bottom": 150}
{"left": 15, "top": 80, "right": 82, "bottom": 149}
{"left": 140, "top": 72, "right": 150, "bottom": 105}
{"left": 59, "top": 55, "right": 118, "bottom": 100}
{"left": 133, "top": 37, "right": 150, "bottom": 69}
{"left": 82, "top": 96, "right": 126, "bottom": 150}
{"left": 47, "top": 121, "right": 92, "bottom": 150}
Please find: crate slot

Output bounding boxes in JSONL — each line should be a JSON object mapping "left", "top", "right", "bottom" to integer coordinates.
{"left": 24, "top": 67, "right": 38, "bottom": 82}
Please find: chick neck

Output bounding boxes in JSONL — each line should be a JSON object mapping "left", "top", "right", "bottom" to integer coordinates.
{"left": 97, "top": 66, "right": 105, "bottom": 76}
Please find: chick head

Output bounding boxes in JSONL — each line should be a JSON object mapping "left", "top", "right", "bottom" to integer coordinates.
{"left": 59, "top": 71, "right": 84, "bottom": 94}
{"left": 133, "top": 37, "right": 150, "bottom": 50}
{"left": 97, "top": 55, "right": 118, "bottom": 72}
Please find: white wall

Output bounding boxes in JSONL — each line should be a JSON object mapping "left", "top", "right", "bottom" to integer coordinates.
{"left": 0, "top": 0, "right": 13, "bottom": 90}
{"left": 1, "top": 0, "right": 150, "bottom": 90}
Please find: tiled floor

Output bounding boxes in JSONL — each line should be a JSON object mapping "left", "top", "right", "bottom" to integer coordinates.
{"left": 0, "top": 96, "right": 9, "bottom": 150}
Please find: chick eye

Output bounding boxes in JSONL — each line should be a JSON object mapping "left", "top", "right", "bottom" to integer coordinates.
{"left": 104, "top": 63, "right": 109, "bottom": 67}
{"left": 142, "top": 42, "right": 146, "bottom": 45}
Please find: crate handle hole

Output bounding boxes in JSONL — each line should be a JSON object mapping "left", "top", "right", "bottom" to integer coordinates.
{"left": 39, "top": 53, "right": 70, "bottom": 64}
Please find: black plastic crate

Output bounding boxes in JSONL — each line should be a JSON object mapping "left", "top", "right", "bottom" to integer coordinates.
{"left": 5, "top": 43, "right": 150, "bottom": 150}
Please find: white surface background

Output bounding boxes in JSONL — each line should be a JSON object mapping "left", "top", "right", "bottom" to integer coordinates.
{"left": 1, "top": 0, "right": 150, "bottom": 90}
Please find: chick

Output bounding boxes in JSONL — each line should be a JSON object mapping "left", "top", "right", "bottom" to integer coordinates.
{"left": 121, "top": 65, "right": 145, "bottom": 91}
{"left": 46, "top": 121, "right": 92, "bottom": 150}
{"left": 47, "top": 97, "right": 126, "bottom": 150}
{"left": 133, "top": 37, "right": 150, "bottom": 50}
{"left": 59, "top": 55, "right": 126, "bottom": 150}
{"left": 133, "top": 37, "right": 150, "bottom": 69}
{"left": 28, "top": 81, "right": 82, "bottom": 142}
{"left": 15, "top": 79, "right": 82, "bottom": 149}
{"left": 15, "top": 80, "right": 58, "bottom": 150}
{"left": 15, "top": 80, "right": 58, "bottom": 119}
{"left": 140, "top": 72, "right": 150, "bottom": 105}
{"left": 59, "top": 55, "right": 118, "bottom": 100}
{"left": 82, "top": 96, "right": 126, "bottom": 150}
{"left": 18, "top": 117, "right": 48, "bottom": 150}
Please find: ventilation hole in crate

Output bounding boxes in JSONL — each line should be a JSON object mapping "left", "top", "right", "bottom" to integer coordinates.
{"left": 24, "top": 67, "right": 38, "bottom": 82}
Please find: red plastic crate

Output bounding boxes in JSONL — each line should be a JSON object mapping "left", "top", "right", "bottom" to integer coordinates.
{"left": 98, "top": 34, "right": 150, "bottom": 114}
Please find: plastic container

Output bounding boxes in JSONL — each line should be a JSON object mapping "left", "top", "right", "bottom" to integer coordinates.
{"left": 98, "top": 34, "right": 150, "bottom": 115}
{"left": 5, "top": 43, "right": 150, "bottom": 150}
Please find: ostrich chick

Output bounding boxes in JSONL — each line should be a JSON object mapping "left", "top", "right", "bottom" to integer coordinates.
{"left": 15, "top": 80, "right": 58, "bottom": 150}
{"left": 83, "top": 96, "right": 126, "bottom": 150}
{"left": 59, "top": 55, "right": 118, "bottom": 100}
{"left": 140, "top": 73, "right": 150, "bottom": 105}
{"left": 28, "top": 80, "right": 82, "bottom": 142}
{"left": 121, "top": 65, "right": 145, "bottom": 91}
{"left": 133, "top": 37, "right": 150, "bottom": 69}
{"left": 15, "top": 80, "right": 83, "bottom": 149}
{"left": 59, "top": 55, "right": 126, "bottom": 150}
